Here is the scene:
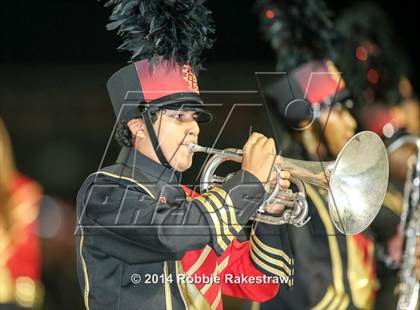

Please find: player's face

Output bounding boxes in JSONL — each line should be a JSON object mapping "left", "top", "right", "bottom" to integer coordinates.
{"left": 401, "top": 98, "right": 420, "bottom": 135}
{"left": 319, "top": 105, "right": 357, "bottom": 157}
{"left": 389, "top": 143, "right": 417, "bottom": 184}
{"left": 153, "top": 109, "right": 200, "bottom": 172}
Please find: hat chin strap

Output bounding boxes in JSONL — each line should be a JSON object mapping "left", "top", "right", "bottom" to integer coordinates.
{"left": 142, "top": 110, "right": 172, "bottom": 169}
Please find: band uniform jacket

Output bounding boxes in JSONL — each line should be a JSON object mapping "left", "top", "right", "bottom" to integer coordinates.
{"left": 0, "top": 173, "right": 43, "bottom": 309}
{"left": 76, "top": 147, "right": 294, "bottom": 310}
{"left": 250, "top": 184, "right": 376, "bottom": 310}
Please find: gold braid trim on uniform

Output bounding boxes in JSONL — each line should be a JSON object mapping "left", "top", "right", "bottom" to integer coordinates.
{"left": 163, "top": 262, "right": 173, "bottom": 310}
{"left": 200, "top": 254, "right": 230, "bottom": 295}
{"left": 216, "top": 254, "right": 230, "bottom": 274}
{"left": 249, "top": 251, "right": 293, "bottom": 287}
{"left": 312, "top": 286, "right": 335, "bottom": 310}
{"left": 195, "top": 195, "right": 229, "bottom": 250}
{"left": 201, "top": 192, "right": 236, "bottom": 242}
{"left": 346, "top": 237, "right": 375, "bottom": 309}
{"left": 250, "top": 238, "right": 293, "bottom": 276}
{"left": 79, "top": 227, "right": 90, "bottom": 310}
{"left": 382, "top": 191, "right": 403, "bottom": 215}
{"left": 208, "top": 187, "right": 241, "bottom": 233}
{"left": 175, "top": 261, "right": 211, "bottom": 310}
{"left": 328, "top": 292, "right": 347, "bottom": 310}
{"left": 250, "top": 301, "right": 261, "bottom": 310}
{"left": 194, "top": 187, "right": 239, "bottom": 251}
{"left": 201, "top": 264, "right": 219, "bottom": 295}
{"left": 186, "top": 246, "right": 212, "bottom": 276}
{"left": 338, "top": 294, "right": 350, "bottom": 310}
{"left": 250, "top": 231, "right": 292, "bottom": 265}
{"left": 211, "top": 288, "right": 222, "bottom": 310}
{"left": 306, "top": 185, "right": 350, "bottom": 310}
{"left": 91, "top": 171, "right": 156, "bottom": 198}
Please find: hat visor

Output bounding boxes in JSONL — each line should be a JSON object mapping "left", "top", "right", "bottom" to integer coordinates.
{"left": 165, "top": 104, "right": 213, "bottom": 123}
{"left": 144, "top": 92, "right": 213, "bottom": 123}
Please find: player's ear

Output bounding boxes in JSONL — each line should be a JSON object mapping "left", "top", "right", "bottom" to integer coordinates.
{"left": 127, "top": 119, "right": 145, "bottom": 139}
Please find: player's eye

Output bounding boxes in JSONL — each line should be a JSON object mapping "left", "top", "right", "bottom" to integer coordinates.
{"left": 192, "top": 113, "right": 199, "bottom": 122}
{"left": 174, "top": 113, "right": 184, "bottom": 120}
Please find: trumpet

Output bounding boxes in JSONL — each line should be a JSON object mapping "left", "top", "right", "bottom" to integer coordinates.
{"left": 188, "top": 131, "right": 389, "bottom": 235}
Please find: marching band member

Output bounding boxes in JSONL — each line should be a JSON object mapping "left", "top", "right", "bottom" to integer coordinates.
{"left": 336, "top": 4, "right": 420, "bottom": 308}
{"left": 0, "top": 118, "right": 43, "bottom": 309}
{"left": 76, "top": 1, "right": 294, "bottom": 309}
{"left": 250, "top": 0, "right": 377, "bottom": 308}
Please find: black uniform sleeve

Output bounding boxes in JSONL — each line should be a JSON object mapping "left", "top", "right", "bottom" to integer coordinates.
{"left": 249, "top": 222, "right": 294, "bottom": 287}
{"left": 194, "top": 170, "right": 268, "bottom": 255}
{"left": 77, "top": 170, "right": 266, "bottom": 264}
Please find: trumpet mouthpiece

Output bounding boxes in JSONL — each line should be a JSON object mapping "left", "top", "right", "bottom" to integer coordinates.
{"left": 185, "top": 143, "right": 200, "bottom": 153}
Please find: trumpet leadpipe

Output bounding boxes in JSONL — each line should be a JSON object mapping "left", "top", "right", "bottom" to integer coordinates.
{"left": 186, "top": 143, "right": 243, "bottom": 156}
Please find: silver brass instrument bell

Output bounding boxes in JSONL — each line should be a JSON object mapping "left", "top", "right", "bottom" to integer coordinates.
{"left": 188, "top": 131, "right": 389, "bottom": 235}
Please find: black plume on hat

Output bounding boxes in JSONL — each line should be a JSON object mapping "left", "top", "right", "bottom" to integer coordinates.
{"left": 257, "top": 0, "right": 338, "bottom": 71}
{"left": 99, "top": 0, "right": 216, "bottom": 168}
{"left": 336, "top": 3, "right": 409, "bottom": 105}
{"left": 256, "top": 0, "right": 350, "bottom": 130}
{"left": 101, "top": 0, "right": 215, "bottom": 73}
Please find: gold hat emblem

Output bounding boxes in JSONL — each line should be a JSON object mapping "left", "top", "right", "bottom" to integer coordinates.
{"left": 182, "top": 65, "right": 199, "bottom": 93}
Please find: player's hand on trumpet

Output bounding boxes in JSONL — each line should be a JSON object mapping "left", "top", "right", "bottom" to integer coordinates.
{"left": 264, "top": 170, "right": 291, "bottom": 215}
{"left": 241, "top": 132, "right": 291, "bottom": 215}
{"left": 242, "top": 132, "right": 278, "bottom": 188}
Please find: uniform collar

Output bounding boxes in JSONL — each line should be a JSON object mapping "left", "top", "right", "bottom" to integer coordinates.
{"left": 116, "top": 147, "right": 182, "bottom": 185}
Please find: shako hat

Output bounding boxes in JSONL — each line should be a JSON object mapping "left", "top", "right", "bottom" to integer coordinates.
{"left": 257, "top": 0, "right": 352, "bottom": 129}
{"left": 99, "top": 0, "right": 215, "bottom": 167}
{"left": 107, "top": 59, "right": 212, "bottom": 122}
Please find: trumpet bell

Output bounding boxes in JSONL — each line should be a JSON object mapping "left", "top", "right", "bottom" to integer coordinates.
{"left": 191, "top": 130, "right": 389, "bottom": 235}
{"left": 329, "top": 131, "right": 389, "bottom": 235}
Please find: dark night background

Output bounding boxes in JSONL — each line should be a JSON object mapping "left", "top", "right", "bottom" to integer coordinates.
{"left": 0, "top": 0, "right": 419, "bottom": 309}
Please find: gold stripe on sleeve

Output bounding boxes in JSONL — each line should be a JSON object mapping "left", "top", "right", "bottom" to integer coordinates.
{"left": 201, "top": 193, "right": 235, "bottom": 241}
{"left": 195, "top": 196, "right": 228, "bottom": 250}
{"left": 208, "top": 187, "right": 241, "bottom": 233}
{"left": 250, "top": 240, "right": 292, "bottom": 276}
{"left": 250, "top": 233, "right": 292, "bottom": 265}
{"left": 250, "top": 251, "right": 291, "bottom": 283}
